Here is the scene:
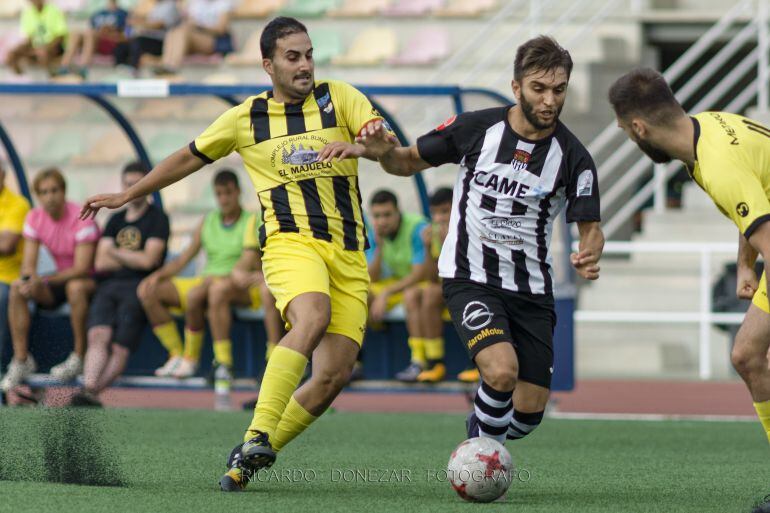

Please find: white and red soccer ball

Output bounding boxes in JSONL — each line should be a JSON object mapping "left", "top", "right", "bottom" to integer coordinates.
{"left": 447, "top": 437, "right": 513, "bottom": 502}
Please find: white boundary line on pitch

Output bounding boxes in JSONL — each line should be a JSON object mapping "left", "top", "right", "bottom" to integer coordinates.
{"left": 549, "top": 411, "right": 756, "bottom": 422}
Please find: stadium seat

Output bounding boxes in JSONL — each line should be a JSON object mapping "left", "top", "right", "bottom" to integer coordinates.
{"left": 134, "top": 98, "right": 187, "bottom": 120}
{"left": 327, "top": 0, "right": 391, "bottom": 17}
{"left": 225, "top": 31, "right": 262, "bottom": 66}
{"left": 35, "top": 132, "right": 86, "bottom": 165}
{"left": 331, "top": 28, "right": 398, "bottom": 66}
{"left": 147, "top": 131, "right": 190, "bottom": 163}
{"left": 52, "top": 0, "right": 87, "bottom": 13}
{"left": 233, "top": 0, "right": 286, "bottom": 18}
{"left": 71, "top": 129, "right": 133, "bottom": 166}
{"left": 0, "top": 0, "right": 25, "bottom": 18}
{"left": 309, "top": 29, "right": 343, "bottom": 64}
{"left": 382, "top": 0, "right": 445, "bottom": 17}
{"left": 433, "top": 0, "right": 498, "bottom": 17}
{"left": 389, "top": 27, "right": 450, "bottom": 66}
{"left": 280, "top": 0, "right": 342, "bottom": 18}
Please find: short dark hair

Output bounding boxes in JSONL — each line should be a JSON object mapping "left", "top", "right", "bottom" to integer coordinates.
{"left": 514, "top": 35, "right": 573, "bottom": 82}
{"left": 370, "top": 189, "right": 398, "bottom": 208}
{"left": 260, "top": 16, "right": 308, "bottom": 60}
{"left": 608, "top": 67, "right": 684, "bottom": 125}
{"left": 122, "top": 161, "right": 149, "bottom": 176}
{"left": 33, "top": 167, "right": 66, "bottom": 194}
{"left": 429, "top": 187, "right": 453, "bottom": 207}
{"left": 213, "top": 169, "right": 239, "bottom": 188}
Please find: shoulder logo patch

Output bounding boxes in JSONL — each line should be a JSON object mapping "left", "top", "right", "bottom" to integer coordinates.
{"left": 436, "top": 115, "right": 457, "bottom": 131}
{"left": 577, "top": 169, "right": 594, "bottom": 197}
{"left": 736, "top": 202, "right": 750, "bottom": 218}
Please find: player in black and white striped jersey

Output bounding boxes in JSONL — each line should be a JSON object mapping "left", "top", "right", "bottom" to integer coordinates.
{"left": 355, "top": 36, "right": 605, "bottom": 445}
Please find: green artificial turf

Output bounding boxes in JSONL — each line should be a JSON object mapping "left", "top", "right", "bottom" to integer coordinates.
{"left": 0, "top": 407, "right": 767, "bottom": 513}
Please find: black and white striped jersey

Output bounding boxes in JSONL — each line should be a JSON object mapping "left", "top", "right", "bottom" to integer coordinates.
{"left": 416, "top": 106, "right": 600, "bottom": 296}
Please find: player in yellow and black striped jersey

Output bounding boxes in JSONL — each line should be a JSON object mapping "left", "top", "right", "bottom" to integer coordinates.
{"left": 80, "top": 16, "right": 397, "bottom": 491}
{"left": 608, "top": 68, "right": 770, "bottom": 455}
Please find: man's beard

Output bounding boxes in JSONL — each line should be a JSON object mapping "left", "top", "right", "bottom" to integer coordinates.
{"left": 519, "top": 90, "right": 561, "bottom": 131}
{"left": 634, "top": 136, "right": 672, "bottom": 164}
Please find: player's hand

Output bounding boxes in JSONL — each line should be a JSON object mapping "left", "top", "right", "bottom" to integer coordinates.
{"left": 369, "top": 293, "right": 389, "bottom": 322}
{"left": 570, "top": 250, "right": 600, "bottom": 280}
{"left": 421, "top": 224, "right": 433, "bottom": 248}
{"left": 13, "top": 278, "right": 33, "bottom": 298}
{"left": 317, "top": 142, "right": 365, "bottom": 163}
{"left": 80, "top": 192, "right": 128, "bottom": 220}
{"left": 736, "top": 266, "right": 759, "bottom": 299}
{"left": 354, "top": 120, "right": 398, "bottom": 159}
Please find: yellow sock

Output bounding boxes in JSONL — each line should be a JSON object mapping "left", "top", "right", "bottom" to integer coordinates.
{"left": 754, "top": 399, "right": 770, "bottom": 444}
{"left": 271, "top": 396, "right": 318, "bottom": 452}
{"left": 407, "top": 337, "right": 426, "bottom": 366}
{"left": 183, "top": 328, "right": 204, "bottom": 362}
{"left": 153, "top": 322, "right": 183, "bottom": 357}
{"left": 213, "top": 339, "right": 233, "bottom": 368}
{"left": 424, "top": 337, "right": 445, "bottom": 362}
{"left": 265, "top": 341, "right": 277, "bottom": 362}
{"left": 245, "top": 345, "right": 308, "bottom": 441}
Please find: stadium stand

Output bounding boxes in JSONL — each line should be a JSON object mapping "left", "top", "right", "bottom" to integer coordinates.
{"left": 331, "top": 27, "right": 399, "bottom": 66}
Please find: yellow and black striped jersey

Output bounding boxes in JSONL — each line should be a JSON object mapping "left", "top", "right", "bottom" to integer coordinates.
{"left": 190, "top": 80, "right": 387, "bottom": 251}
{"left": 690, "top": 112, "right": 770, "bottom": 239}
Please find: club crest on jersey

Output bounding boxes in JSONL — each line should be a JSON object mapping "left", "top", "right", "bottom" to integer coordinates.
{"left": 512, "top": 149, "right": 531, "bottom": 171}
{"left": 436, "top": 115, "right": 457, "bottom": 131}
{"left": 282, "top": 143, "right": 318, "bottom": 165}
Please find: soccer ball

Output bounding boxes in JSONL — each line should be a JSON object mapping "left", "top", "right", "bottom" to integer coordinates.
{"left": 447, "top": 437, "right": 513, "bottom": 502}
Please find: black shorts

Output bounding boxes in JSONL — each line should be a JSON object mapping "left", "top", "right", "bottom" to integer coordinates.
{"left": 87, "top": 278, "right": 146, "bottom": 353}
{"left": 443, "top": 278, "right": 556, "bottom": 389}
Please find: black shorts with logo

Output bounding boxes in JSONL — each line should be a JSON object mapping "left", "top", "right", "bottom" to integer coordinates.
{"left": 442, "top": 278, "right": 556, "bottom": 389}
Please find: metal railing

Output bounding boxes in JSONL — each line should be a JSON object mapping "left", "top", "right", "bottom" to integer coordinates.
{"left": 573, "top": 241, "right": 745, "bottom": 380}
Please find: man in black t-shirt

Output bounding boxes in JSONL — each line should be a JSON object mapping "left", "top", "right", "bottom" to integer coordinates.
{"left": 71, "top": 162, "right": 169, "bottom": 407}
{"left": 344, "top": 36, "right": 604, "bottom": 445}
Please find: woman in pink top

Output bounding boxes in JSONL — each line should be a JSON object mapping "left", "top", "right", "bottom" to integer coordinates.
{"left": 2, "top": 168, "right": 100, "bottom": 392}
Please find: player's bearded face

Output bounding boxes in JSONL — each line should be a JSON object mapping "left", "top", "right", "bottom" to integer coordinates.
{"left": 270, "top": 33, "right": 315, "bottom": 101}
{"left": 630, "top": 131, "right": 672, "bottom": 164}
{"left": 516, "top": 68, "right": 568, "bottom": 131}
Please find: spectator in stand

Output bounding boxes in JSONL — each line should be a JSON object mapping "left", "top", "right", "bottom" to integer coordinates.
{"left": 71, "top": 162, "right": 169, "bottom": 407}
{"left": 58, "top": 0, "right": 129, "bottom": 79}
{"left": 2, "top": 168, "right": 99, "bottom": 391}
{"left": 114, "top": 0, "right": 181, "bottom": 75}
{"left": 0, "top": 162, "right": 31, "bottom": 382}
{"left": 154, "top": 0, "right": 234, "bottom": 77}
{"left": 137, "top": 170, "right": 259, "bottom": 379}
{"left": 5, "top": 0, "right": 68, "bottom": 76}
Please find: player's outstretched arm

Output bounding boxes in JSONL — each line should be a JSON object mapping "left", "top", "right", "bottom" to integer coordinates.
{"left": 80, "top": 146, "right": 206, "bottom": 219}
{"left": 571, "top": 221, "right": 604, "bottom": 280}
{"left": 355, "top": 120, "right": 432, "bottom": 176}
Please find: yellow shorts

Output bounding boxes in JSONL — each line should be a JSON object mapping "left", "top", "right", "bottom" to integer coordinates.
{"left": 369, "top": 279, "right": 451, "bottom": 320}
{"left": 171, "top": 276, "right": 261, "bottom": 313}
{"left": 370, "top": 278, "right": 405, "bottom": 311}
{"left": 261, "top": 232, "right": 369, "bottom": 345}
{"left": 753, "top": 271, "right": 769, "bottom": 313}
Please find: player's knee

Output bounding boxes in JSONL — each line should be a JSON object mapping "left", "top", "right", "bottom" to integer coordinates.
{"left": 424, "top": 285, "right": 444, "bottom": 308}
{"left": 208, "top": 280, "right": 232, "bottom": 303}
{"left": 402, "top": 286, "right": 422, "bottom": 309}
{"left": 290, "top": 302, "right": 331, "bottom": 341}
{"left": 65, "top": 279, "right": 88, "bottom": 301}
{"left": 87, "top": 326, "right": 111, "bottom": 347}
{"left": 731, "top": 342, "right": 763, "bottom": 377}
{"left": 9, "top": 280, "right": 23, "bottom": 297}
{"left": 481, "top": 364, "right": 517, "bottom": 392}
